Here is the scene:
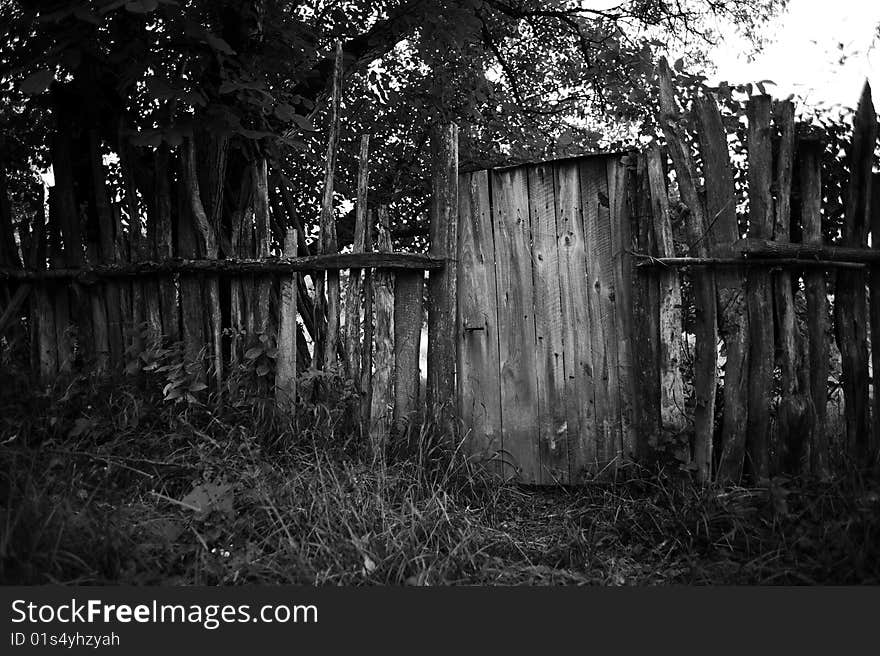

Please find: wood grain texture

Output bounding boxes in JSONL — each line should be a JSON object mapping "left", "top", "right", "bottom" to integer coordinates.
{"left": 772, "top": 101, "right": 812, "bottom": 474}
{"left": 369, "top": 207, "right": 394, "bottom": 462}
{"left": 393, "top": 270, "right": 423, "bottom": 434}
{"left": 456, "top": 170, "right": 503, "bottom": 468}
{"left": 693, "top": 93, "right": 750, "bottom": 483}
{"left": 744, "top": 94, "right": 775, "bottom": 480}
{"left": 870, "top": 173, "right": 880, "bottom": 460}
{"left": 646, "top": 148, "right": 687, "bottom": 439}
{"left": 799, "top": 139, "right": 830, "bottom": 476}
{"left": 657, "top": 59, "right": 718, "bottom": 483}
{"left": 344, "top": 135, "right": 370, "bottom": 387}
{"left": 427, "top": 124, "right": 459, "bottom": 412}
{"left": 275, "top": 228, "right": 298, "bottom": 411}
{"left": 835, "top": 83, "right": 876, "bottom": 463}
{"left": 630, "top": 154, "right": 661, "bottom": 461}
{"left": 608, "top": 157, "right": 637, "bottom": 461}
{"left": 319, "top": 42, "right": 344, "bottom": 369}
{"left": 491, "top": 167, "right": 540, "bottom": 483}
{"left": 580, "top": 157, "right": 620, "bottom": 472}
{"left": 555, "top": 162, "right": 597, "bottom": 480}
{"left": 528, "top": 163, "right": 569, "bottom": 483}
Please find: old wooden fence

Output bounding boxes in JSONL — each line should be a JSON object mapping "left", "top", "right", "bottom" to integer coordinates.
{"left": 2, "top": 76, "right": 879, "bottom": 485}
{"left": 454, "top": 72, "right": 880, "bottom": 485}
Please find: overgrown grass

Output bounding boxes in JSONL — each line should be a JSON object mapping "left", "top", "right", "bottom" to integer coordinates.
{"left": 1, "top": 367, "right": 878, "bottom": 585}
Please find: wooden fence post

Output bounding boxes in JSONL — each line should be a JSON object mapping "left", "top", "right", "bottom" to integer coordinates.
{"left": 657, "top": 59, "right": 717, "bottom": 483}
{"left": 361, "top": 210, "right": 375, "bottom": 429}
{"left": 276, "top": 228, "right": 298, "bottom": 411}
{"left": 836, "top": 82, "right": 876, "bottom": 464}
{"left": 693, "top": 91, "right": 751, "bottom": 484}
{"left": 426, "top": 123, "right": 459, "bottom": 413}
{"left": 630, "top": 154, "right": 660, "bottom": 462}
{"left": 370, "top": 206, "right": 394, "bottom": 461}
{"left": 745, "top": 94, "right": 775, "bottom": 480}
{"left": 316, "top": 41, "right": 344, "bottom": 370}
{"left": 772, "top": 100, "right": 812, "bottom": 474}
{"left": 645, "top": 148, "right": 687, "bottom": 442}
{"left": 393, "top": 270, "right": 423, "bottom": 435}
{"left": 799, "top": 138, "right": 830, "bottom": 476}
{"left": 871, "top": 172, "right": 880, "bottom": 461}
{"left": 344, "top": 135, "right": 370, "bottom": 387}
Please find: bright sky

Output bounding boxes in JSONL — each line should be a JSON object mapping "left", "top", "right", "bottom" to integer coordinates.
{"left": 708, "top": 0, "right": 880, "bottom": 109}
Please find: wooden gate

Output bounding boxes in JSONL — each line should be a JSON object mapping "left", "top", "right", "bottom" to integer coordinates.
{"left": 456, "top": 154, "right": 636, "bottom": 485}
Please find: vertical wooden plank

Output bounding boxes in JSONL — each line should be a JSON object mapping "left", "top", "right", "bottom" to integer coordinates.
{"left": 629, "top": 154, "right": 661, "bottom": 461}
{"left": 176, "top": 160, "right": 206, "bottom": 378}
{"left": 456, "top": 170, "right": 503, "bottom": 468}
{"left": 528, "top": 163, "right": 568, "bottom": 483}
{"left": 370, "top": 206, "right": 394, "bottom": 461}
{"left": 581, "top": 157, "right": 621, "bottom": 472}
{"left": 84, "top": 129, "right": 110, "bottom": 372}
{"left": 580, "top": 157, "right": 623, "bottom": 472}
{"left": 870, "top": 172, "right": 880, "bottom": 460}
{"left": 745, "top": 94, "right": 775, "bottom": 480}
{"left": 32, "top": 196, "right": 56, "bottom": 381}
{"left": 253, "top": 159, "right": 272, "bottom": 337}
{"left": 836, "top": 82, "right": 876, "bottom": 463}
{"left": 119, "top": 130, "right": 145, "bottom": 364}
{"left": 555, "top": 162, "right": 597, "bottom": 480}
{"left": 276, "top": 228, "right": 298, "bottom": 411}
{"left": 361, "top": 210, "right": 375, "bottom": 429}
{"left": 393, "top": 271, "right": 423, "bottom": 433}
{"left": 492, "top": 166, "right": 540, "bottom": 483}
{"left": 154, "top": 147, "right": 178, "bottom": 344}
{"left": 772, "top": 100, "right": 812, "bottom": 474}
{"left": 646, "top": 148, "right": 688, "bottom": 440}
{"left": 694, "top": 92, "right": 750, "bottom": 484}
{"left": 318, "top": 42, "right": 344, "bottom": 369}
{"left": 184, "top": 137, "right": 222, "bottom": 393}
{"left": 427, "top": 124, "right": 459, "bottom": 412}
{"left": 608, "top": 156, "right": 637, "bottom": 461}
{"left": 47, "top": 190, "right": 72, "bottom": 373}
{"left": 344, "top": 135, "right": 370, "bottom": 386}
{"left": 657, "top": 59, "right": 718, "bottom": 483}
{"left": 799, "top": 138, "right": 830, "bottom": 476}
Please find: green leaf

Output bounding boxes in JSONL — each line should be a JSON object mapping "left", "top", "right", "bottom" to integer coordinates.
{"left": 189, "top": 382, "right": 208, "bottom": 392}
{"left": 244, "top": 346, "right": 263, "bottom": 360}
{"left": 21, "top": 69, "right": 54, "bottom": 95}
{"left": 274, "top": 103, "right": 296, "bottom": 122}
{"left": 256, "top": 363, "right": 271, "bottom": 377}
{"left": 204, "top": 31, "right": 236, "bottom": 55}
{"left": 292, "top": 114, "right": 316, "bottom": 131}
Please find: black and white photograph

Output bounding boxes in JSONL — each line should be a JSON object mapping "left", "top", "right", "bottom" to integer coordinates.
{"left": 1, "top": 0, "right": 879, "bottom": 600}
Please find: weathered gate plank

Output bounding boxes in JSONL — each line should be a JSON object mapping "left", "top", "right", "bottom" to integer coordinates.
{"left": 580, "top": 157, "right": 621, "bottom": 471}
{"left": 554, "top": 162, "right": 597, "bottom": 479}
{"left": 630, "top": 155, "right": 661, "bottom": 460}
{"left": 491, "top": 167, "right": 540, "bottom": 483}
{"left": 528, "top": 164, "right": 568, "bottom": 483}
{"left": 456, "top": 170, "right": 503, "bottom": 469}
{"left": 608, "top": 157, "right": 637, "bottom": 461}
